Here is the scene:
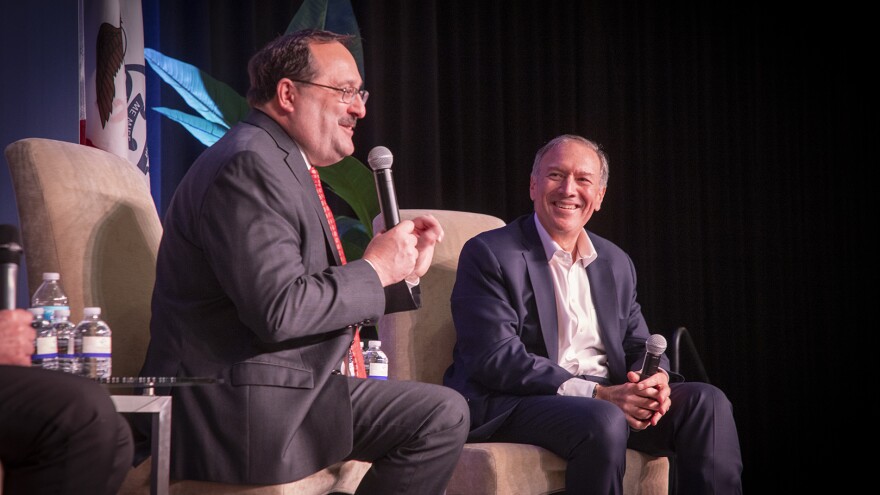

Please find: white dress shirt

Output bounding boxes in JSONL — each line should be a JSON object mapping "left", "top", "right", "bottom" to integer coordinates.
{"left": 533, "top": 214, "right": 606, "bottom": 398}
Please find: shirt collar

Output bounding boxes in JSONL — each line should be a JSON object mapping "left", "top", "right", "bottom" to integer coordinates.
{"left": 296, "top": 143, "right": 313, "bottom": 170}
{"left": 533, "top": 213, "right": 598, "bottom": 266}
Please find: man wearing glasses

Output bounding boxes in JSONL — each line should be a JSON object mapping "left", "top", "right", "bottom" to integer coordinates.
{"left": 137, "top": 29, "right": 468, "bottom": 493}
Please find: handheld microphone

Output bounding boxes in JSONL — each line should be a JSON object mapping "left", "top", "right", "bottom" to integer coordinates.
{"left": 639, "top": 334, "right": 667, "bottom": 381}
{"left": 0, "top": 224, "right": 23, "bottom": 310}
{"left": 367, "top": 146, "right": 400, "bottom": 231}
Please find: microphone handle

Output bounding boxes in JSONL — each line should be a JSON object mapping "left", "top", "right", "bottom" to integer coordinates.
{"left": 1, "top": 263, "right": 17, "bottom": 310}
{"left": 374, "top": 168, "right": 400, "bottom": 229}
{"left": 640, "top": 352, "right": 662, "bottom": 380}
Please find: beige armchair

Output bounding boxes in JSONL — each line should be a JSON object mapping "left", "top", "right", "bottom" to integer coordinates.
{"left": 378, "top": 209, "right": 670, "bottom": 495}
{"left": 4, "top": 137, "right": 369, "bottom": 494}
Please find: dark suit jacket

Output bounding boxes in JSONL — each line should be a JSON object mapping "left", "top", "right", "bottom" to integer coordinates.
{"left": 139, "top": 110, "right": 418, "bottom": 484}
{"left": 443, "top": 214, "right": 675, "bottom": 440}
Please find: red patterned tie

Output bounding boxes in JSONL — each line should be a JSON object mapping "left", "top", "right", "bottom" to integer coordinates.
{"left": 309, "top": 166, "right": 367, "bottom": 378}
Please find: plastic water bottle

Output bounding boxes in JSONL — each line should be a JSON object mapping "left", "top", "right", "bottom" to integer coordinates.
{"left": 75, "top": 307, "right": 112, "bottom": 379}
{"left": 28, "top": 307, "right": 58, "bottom": 370}
{"left": 364, "top": 340, "right": 388, "bottom": 380}
{"left": 52, "top": 308, "right": 79, "bottom": 374}
{"left": 31, "top": 272, "right": 69, "bottom": 321}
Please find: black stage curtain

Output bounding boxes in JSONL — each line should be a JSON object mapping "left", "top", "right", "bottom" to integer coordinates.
{"left": 145, "top": 1, "right": 868, "bottom": 490}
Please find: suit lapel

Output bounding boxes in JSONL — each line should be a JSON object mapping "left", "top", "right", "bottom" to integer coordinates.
{"left": 586, "top": 246, "right": 626, "bottom": 383}
{"left": 521, "top": 216, "right": 560, "bottom": 363}
{"left": 243, "top": 110, "right": 342, "bottom": 266}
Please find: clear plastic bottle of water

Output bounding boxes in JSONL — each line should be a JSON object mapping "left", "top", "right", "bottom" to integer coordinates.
{"left": 31, "top": 272, "right": 69, "bottom": 321}
{"left": 364, "top": 340, "right": 389, "bottom": 380}
{"left": 75, "top": 307, "right": 112, "bottom": 379}
{"left": 52, "top": 308, "right": 79, "bottom": 374}
{"left": 28, "top": 307, "right": 58, "bottom": 370}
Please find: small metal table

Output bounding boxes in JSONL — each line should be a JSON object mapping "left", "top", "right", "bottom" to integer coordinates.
{"left": 103, "top": 377, "right": 220, "bottom": 495}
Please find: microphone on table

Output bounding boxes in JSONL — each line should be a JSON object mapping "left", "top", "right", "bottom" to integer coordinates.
{"left": 0, "top": 224, "right": 23, "bottom": 310}
{"left": 639, "top": 334, "right": 667, "bottom": 381}
{"left": 367, "top": 146, "right": 400, "bottom": 231}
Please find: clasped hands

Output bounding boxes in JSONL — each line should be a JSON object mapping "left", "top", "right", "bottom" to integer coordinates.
{"left": 363, "top": 214, "right": 444, "bottom": 287}
{"left": 595, "top": 370, "right": 672, "bottom": 431}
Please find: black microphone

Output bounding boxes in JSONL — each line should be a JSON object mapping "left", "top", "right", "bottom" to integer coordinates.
{"left": 639, "top": 334, "right": 667, "bottom": 381}
{"left": 367, "top": 146, "right": 400, "bottom": 231}
{"left": 0, "top": 224, "right": 23, "bottom": 310}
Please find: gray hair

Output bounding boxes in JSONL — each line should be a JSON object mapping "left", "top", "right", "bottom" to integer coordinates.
{"left": 531, "top": 134, "right": 609, "bottom": 187}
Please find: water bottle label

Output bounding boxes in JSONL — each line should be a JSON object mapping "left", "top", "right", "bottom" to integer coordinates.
{"left": 35, "top": 336, "right": 58, "bottom": 357}
{"left": 368, "top": 362, "right": 388, "bottom": 379}
{"left": 82, "top": 336, "right": 111, "bottom": 356}
{"left": 57, "top": 338, "right": 75, "bottom": 355}
{"left": 40, "top": 305, "right": 69, "bottom": 320}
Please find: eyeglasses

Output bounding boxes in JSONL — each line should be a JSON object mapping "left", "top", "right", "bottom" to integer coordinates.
{"left": 290, "top": 79, "right": 369, "bottom": 104}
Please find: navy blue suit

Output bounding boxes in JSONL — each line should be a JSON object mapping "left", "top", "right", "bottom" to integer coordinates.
{"left": 443, "top": 214, "right": 742, "bottom": 494}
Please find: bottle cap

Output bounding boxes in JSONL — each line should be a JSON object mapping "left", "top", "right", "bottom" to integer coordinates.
{"left": 42, "top": 272, "right": 60, "bottom": 280}
{"left": 368, "top": 340, "right": 381, "bottom": 346}
{"left": 83, "top": 307, "right": 102, "bottom": 316}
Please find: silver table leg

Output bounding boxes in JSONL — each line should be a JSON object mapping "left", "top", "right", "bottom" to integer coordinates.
{"left": 111, "top": 395, "right": 172, "bottom": 495}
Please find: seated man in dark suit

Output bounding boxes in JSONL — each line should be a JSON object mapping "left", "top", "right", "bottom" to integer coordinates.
{"left": 443, "top": 134, "right": 743, "bottom": 494}
{"left": 0, "top": 308, "right": 133, "bottom": 495}
{"left": 137, "top": 29, "right": 468, "bottom": 493}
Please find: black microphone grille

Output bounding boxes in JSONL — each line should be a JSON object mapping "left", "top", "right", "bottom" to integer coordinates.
{"left": 0, "top": 224, "right": 23, "bottom": 264}
{"left": 367, "top": 146, "right": 394, "bottom": 171}
{"left": 646, "top": 334, "right": 667, "bottom": 355}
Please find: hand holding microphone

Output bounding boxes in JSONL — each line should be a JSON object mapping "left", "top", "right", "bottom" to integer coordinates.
{"left": 362, "top": 221, "right": 418, "bottom": 287}
{"left": 0, "top": 308, "right": 36, "bottom": 366}
{"left": 364, "top": 146, "right": 413, "bottom": 286}
{"left": 364, "top": 146, "right": 444, "bottom": 285}
{"left": 368, "top": 146, "right": 400, "bottom": 232}
{"left": 632, "top": 334, "right": 671, "bottom": 428}
{"left": 1, "top": 224, "right": 23, "bottom": 311}
{"left": 0, "top": 225, "right": 35, "bottom": 367}
{"left": 639, "top": 334, "right": 667, "bottom": 381}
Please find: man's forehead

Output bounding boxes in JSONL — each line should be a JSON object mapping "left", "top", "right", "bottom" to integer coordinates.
{"left": 310, "top": 42, "right": 361, "bottom": 83}
{"left": 540, "top": 152, "right": 600, "bottom": 174}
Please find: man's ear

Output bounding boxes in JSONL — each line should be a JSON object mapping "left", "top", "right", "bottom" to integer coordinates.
{"left": 277, "top": 78, "right": 296, "bottom": 112}
{"left": 595, "top": 187, "right": 607, "bottom": 211}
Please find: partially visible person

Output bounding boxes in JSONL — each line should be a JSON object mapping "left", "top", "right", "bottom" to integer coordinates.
{"left": 443, "top": 134, "right": 742, "bottom": 494}
{"left": 137, "top": 29, "right": 468, "bottom": 493}
{"left": 0, "top": 308, "right": 134, "bottom": 495}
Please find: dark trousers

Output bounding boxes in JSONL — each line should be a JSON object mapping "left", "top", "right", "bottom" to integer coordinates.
{"left": 488, "top": 381, "right": 743, "bottom": 495}
{"left": 0, "top": 366, "right": 134, "bottom": 495}
{"left": 343, "top": 376, "right": 470, "bottom": 495}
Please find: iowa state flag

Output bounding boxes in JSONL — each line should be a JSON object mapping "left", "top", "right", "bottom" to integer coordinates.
{"left": 79, "top": 0, "right": 149, "bottom": 182}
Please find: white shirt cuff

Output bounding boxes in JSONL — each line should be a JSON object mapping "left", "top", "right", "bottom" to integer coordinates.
{"left": 363, "top": 258, "right": 420, "bottom": 288}
{"left": 557, "top": 377, "right": 595, "bottom": 398}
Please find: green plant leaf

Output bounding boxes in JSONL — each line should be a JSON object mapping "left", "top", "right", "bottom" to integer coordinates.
{"left": 286, "top": 0, "right": 365, "bottom": 81}
{"left": 144, "top": 48, "right": 250, "bottom": 128}
{"left": 318, "top": 156, "right": 378, "bottom": 238}
{"left": 336, "top": 215, "right": 370, "bottom": 261}
{"left": 151, "top": 107, "right": 226, "bottom": 147}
